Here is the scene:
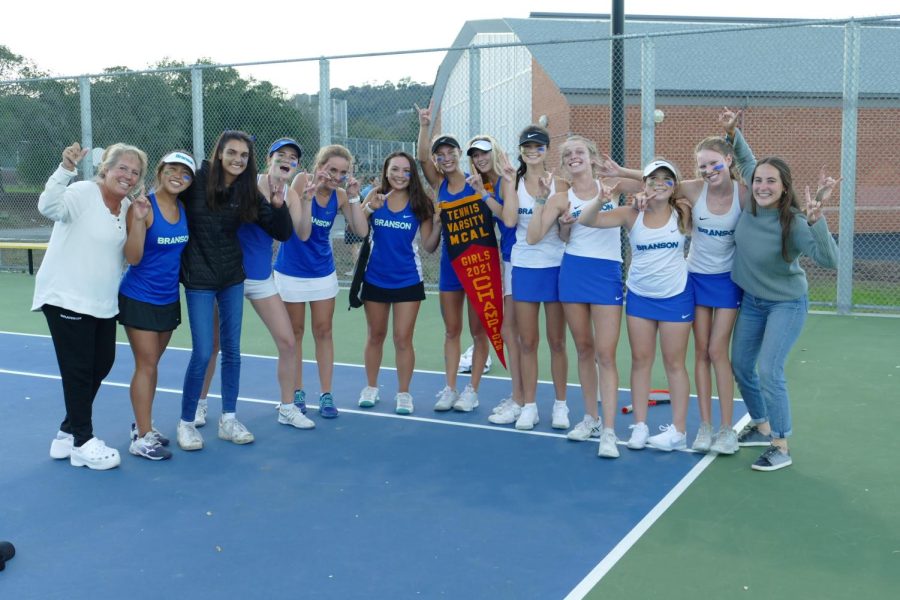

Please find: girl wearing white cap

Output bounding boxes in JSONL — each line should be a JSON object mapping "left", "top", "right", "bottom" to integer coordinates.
{"left": 579, "top": 159, "right": 694, "bottom": 452}
{"left": 119, "top": 151, "right": 195, "bottom": 460}
{"left": 531, "top": 135, "right": 623, "bottom": 457}
{"left": 463, "top": 135, "right": 523, "bottom": 419}
{"left": 415, "top": 100, "right": 490, "bottom": 412}
{"left": 492, "top": 124, "right": 570, "bottom": 432}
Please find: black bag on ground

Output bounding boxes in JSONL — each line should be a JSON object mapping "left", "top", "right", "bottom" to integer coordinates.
{"left": 348, "top": 228, "right": 372, "bottom": 310}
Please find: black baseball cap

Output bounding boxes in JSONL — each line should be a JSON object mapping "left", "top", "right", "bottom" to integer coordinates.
{"left": 431, "top": 135, "right": 461, "bottom": 154}
{"left": 519, "top": 127, "right": 550, "bottom": 147}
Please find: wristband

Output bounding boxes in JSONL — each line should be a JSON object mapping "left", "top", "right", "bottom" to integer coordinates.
{"left": 348, "top": 196, "right": 361, "bottom": 204}
{"left": 363, "top": 204, "right": 374, "bottom": 215}
{"left": 481, "top": 192, "right": 491, "bottom": 202}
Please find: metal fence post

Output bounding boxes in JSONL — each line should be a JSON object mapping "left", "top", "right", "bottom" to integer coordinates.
{"left": 191, "top": 67, "right": 205, "bottom": 163}
{"left": 640, "top": 37, "right": 655, "bottom": 168}
{"left": 838, "top": 20, "right": 860, "bottom": 315}
{"left": 319, "top": 58, "right": 332, "bottom": 147}
{"left": 79, "top": 76, "right": 92, "bottom": 179}
{"left": 468, "top": 46, "right": 481, "bottom": 141}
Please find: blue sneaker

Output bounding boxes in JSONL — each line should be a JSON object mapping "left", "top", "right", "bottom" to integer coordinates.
{"left": 319, "top": 392, "right": 339, "bottom": 418}
{"left": 294, "top": 389, "right": 307, "bottom": 414}
{"left": 751, "top": 445, "right": 792, "bottom": 471}
{"left": 737, "top": 423, "right": 773, "bottom": 447}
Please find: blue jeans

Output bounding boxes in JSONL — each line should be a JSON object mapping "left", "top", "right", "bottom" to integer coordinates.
{"left": 181, "top": 283, "right": 244, "bottom": 421}
{"left": 731, "top": 292, "right": 808, "bottom": 438}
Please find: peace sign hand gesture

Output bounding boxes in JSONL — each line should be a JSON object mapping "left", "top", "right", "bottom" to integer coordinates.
{"left": 499, "top": 153, "right": 516, "bottom": 183}
{"left": 62, "top": 142, "right": 89, "bottom": 171}
{"left": 537, "top": 171, "right": 553, "bottom": 199}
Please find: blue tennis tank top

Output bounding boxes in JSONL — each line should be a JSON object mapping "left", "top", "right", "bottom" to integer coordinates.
{"left": 119, "top": 193, "right": 189, "bottom": 305}
{"left": 237, "top": 223, "right": 276, "bottom": 280}
{"left": 274, "top": 190, "right": 338, "bottom": 278}
{"left": 486, "top": 180, "right": 515, "bottom": 262}
{"left": 438, "top": 177, "right": 483, "bottom": 281}
{"left": 365, "top": 198, "right": 421, "bottom": 289}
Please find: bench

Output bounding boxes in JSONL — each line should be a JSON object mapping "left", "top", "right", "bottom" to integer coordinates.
{"left": 0, "top": 241, "right": 49, "bottom": 274}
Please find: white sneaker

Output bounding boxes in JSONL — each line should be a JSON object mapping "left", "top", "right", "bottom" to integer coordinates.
{"left": 70, "top": 437, "right": 121, "bottom": 470}
{"left": 626, "top": 422, "right": 650, "bottom": 450}
{"left": 454, "top": 384, "right": 479, "bottom": 412}
{"left": 277, "top": 403, "right": 315, "bottom": 429}
{"left": 551, "top": 401, "right": 570, "bottom": 429}
{"left": 433, "top": 386, "right": 458, "bottom": 411}
{"left": 692, "top": 422, "right": 714, "bottom": 452}
{"left": 488, "top": 402, "right": 522, "bottom": 425}
{"left": 358, "top": 386, "right": 380, "bottom": 408}
{"left": 395, "top": 392, "right": 414, "bottom": 415}
{"left": 492, "top": 397, "right": 515, "bottom": 415}
{"left": 567, "top": 415, "right": 601, "bottom": 441}
{"left": 177, "top": 420, "right": 204, "bottom": 451}
{"left": 194, "top": 399, "right": 208, "bottom": 427}
{"left": 50, "top": 431, "right": 74, "bottom": 459}
{"left": 710, "top": 426, "right": 739, "bottom": 455}
{"left": 598, "top": 428, "right": 620, "bottom": 458}
{"left": 515, "top": 403, "right": 539, "bottom": 430}
{"left": 218, "top": 415, "right": 255, "bottom": 444}
{"left": 648, "top": 424, "right": 687, "bottom": 452}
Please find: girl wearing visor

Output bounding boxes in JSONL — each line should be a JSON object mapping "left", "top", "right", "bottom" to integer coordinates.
{"left": 415, "top": 100, "right": 491, "bottom": 413}
{"left": 276, "top": 144, "right": 368, "bottom": 419}
{"left": 493, "top": 125, "right": 570, "bottom": 432}
{"left": 119, "top": 151, "right": 195, "bottom": 460}
{"left": 235, "top": 138, "right": 315, "bottom": 430}
{"left": 579, "top": 159, "right": 694, "bottom": 452}
{"left": 177, "top": 131, "right": 293, "bottom": 452}
{"left": 462, "top": 135, "right": 523, "bottom": 420}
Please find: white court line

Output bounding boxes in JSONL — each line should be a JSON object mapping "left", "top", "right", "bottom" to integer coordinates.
{"left": 562, "top": 412, "right": 753, "bottom": 600}
{"left": 0, "top": 331, "right": 741, "bottom": 400}
{"left": 0, "top": 367, "right": 576, "bottom": 441}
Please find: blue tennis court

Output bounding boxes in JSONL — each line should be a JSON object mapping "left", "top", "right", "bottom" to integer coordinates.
{"left": 0, "top": 331, "right": 747, "bottom": 599}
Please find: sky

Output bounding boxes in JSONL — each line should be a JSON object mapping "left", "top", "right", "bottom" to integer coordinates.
{"left": 2, "top": 1, "right": 894, "bottom": 94}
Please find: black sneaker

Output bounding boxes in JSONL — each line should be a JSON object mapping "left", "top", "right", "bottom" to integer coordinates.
{"left": 737, "top": 423, "right": 774, "bottom": 447}
{"left": 129, "top": 432, "right": 173, "bottom": 461}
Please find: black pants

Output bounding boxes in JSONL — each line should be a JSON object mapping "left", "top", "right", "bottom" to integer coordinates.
{"left": 42, "top": 305, "right": 117, "bottom": 446}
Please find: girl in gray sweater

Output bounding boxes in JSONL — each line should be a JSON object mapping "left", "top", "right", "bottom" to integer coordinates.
{"left": 731, "top": 157, "right": 839, "bottom": 471}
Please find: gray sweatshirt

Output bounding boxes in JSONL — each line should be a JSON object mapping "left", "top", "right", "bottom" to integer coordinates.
{"left": 732, "top": 206, "right": 838, "bottom": 301}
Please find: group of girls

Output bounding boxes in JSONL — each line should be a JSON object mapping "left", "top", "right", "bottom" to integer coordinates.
{"left": 35, "top": 105, "right": 838, "bottom": 472}
{"left": 411, "top": 107, "right": 838, "bottom": 470}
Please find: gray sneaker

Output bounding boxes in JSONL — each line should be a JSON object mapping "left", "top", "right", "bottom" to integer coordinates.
{"left": 737, "top": 423, "right": 773, "bottom": 447}
{"left": 692, "top": 422, "right": 713, "bottom": 452}
{"left": 751, "top": 445, "right": 792, "bottom": 471}
{"left": 710, "top": 426, "right": 739, "bottom": 454}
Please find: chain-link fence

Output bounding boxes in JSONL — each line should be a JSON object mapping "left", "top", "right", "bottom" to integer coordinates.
{"left": 2, "top": 15, "right": 897, "bottom": 313}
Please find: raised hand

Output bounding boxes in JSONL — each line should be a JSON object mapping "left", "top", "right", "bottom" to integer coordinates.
{"left": 718, "top": 107, "right": 743, "bottom": 137}
{"left": 633, "top": 191, "right": 656, "bottom": 212}
{"left": 537, "top": 171, "right": 553, "bottom": 199}
{"left": 594, "top": 153, "right": 621, "bottom": 178}
{"left": 815, "top": 166, "right": 841, "bottom": 204}
{"left": 266, "top": 173, "right": 287, "bottom": 206}
{"left": 414, "top": 99, "right": 433, "bottom": 128}
{"left": 62, "top": 142, "right": 89, "bottom": 171}
{"left": 346, "top": 174, "right": 360, "bottom": 199}
{"left": 368, "top": 190, "right": 388, "bottom": 212}
{"left": 558, "top": 202, "right": 577, "bottom": 226}
{"left": 499, "top": 153, "right": 516, "bottom": 183}
{"left": 131, "top": 192, "right": 151, "bottom": 222}
{"left": 466, "top": 172, "right": 485, "bottom": 196}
